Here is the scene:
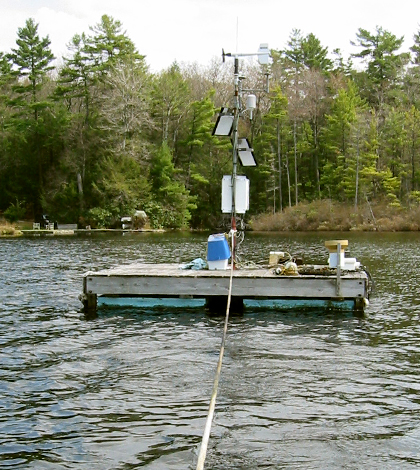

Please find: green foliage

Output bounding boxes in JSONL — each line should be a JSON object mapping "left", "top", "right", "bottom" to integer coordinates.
{"left": 282, "top": 29, "right": 305, "bottom": 73}
{"left": 87, "top": 15, "right": 144, "bottom": 74}
{"left": 151, "top": 63, "right": 190, "bottom": 145}
{"left": 275, "top": 30, "right": 332, "bottom": 76}
{"left": 254, "top": 86, "right": 290, "bottom": 212}
{"left": 55, "top": 33, "right": 93, "bottom": 119}
{"left": 2, "top": 18, "right": 420, "bottom": 229}
{"left": 380, "top": 168, "right": 401, "bottom": 204}
{"left": 149, "top": 142, "right": 194, "bottom": 228}
{"left": 320, "top": 80, "right": 369, "bottom": 202}
{"left": 86, "top": 207, "right": 115, "bottom": 228}
{"left": 4, "top": 18, "right": 56, "bottom": 217}
{"left": 142, "top": 200, "right": 191, "bottom": 230}
{"left": 142, "top": 201, "right": 165, "bottom": 229}
{"left": 409, "top": 191, "right": 420, "bottom": 204}
{"left": 43, "top": 179, "right": 80, "bottom": 223}
{"left": 351, "top": 26, "right": 410, "bottom": 107}
{"left": 8, "top": 18, "right": 55, "bottom": 113}
{"left": 4, "top": 199, "right": 26, "bottom": 222}
{"left": 178, "top": 90, "right": 232, "bottom": 226}
{"left": 301, "top": 33, "right": 333, "bottom": 72}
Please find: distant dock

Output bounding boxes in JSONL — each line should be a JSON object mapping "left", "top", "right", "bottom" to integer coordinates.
{"left": 80, "top": 262, "right": 369, "bottom": 314}
{"left": 20, "top": 228, "right": 162, "bottom": 236}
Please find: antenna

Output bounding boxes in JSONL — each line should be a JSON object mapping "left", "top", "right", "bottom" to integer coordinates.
{"left": 236, "top": 17, "right": 239, "bottom": 53}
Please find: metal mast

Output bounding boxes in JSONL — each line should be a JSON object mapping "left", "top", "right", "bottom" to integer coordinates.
{"left": 215, "top": 45, "right": 270, "bottom": 266}
{"left": 230, "top": 57, "right": 240, "bottom": 265}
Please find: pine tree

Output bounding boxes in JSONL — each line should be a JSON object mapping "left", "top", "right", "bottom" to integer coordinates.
{"left": 151, "top": 63, "right": 191, "bottom": 147}
{"left": 405, "top": 28, "right": 420, "bottom": 108}
{"left": 7, "top": 18, "right": 55, "bottom": 217}
{"left": 0, "top": 52, "right": 12, "bottom": 90}
{"left": 282, "top": 30, "right": 307, "bottom": 205}
{"left": 182, "top": 91, "right": 232, "bottom": 226}
{"left": 56, "top": 33, "right": 94, "bottom": 122}
{"left": 257, "top": 86, "right": 290, "bottom": 211}
{"left": 55, "top": 16, "right": 146, "bottom": 218}
{"left": 301, "top": 33, "right": 333, "bottom": 72}
{"left": 380, "top": 107, "right": 407, "bottom": 194}
{"left": 405, "top": 106, "right": 420, "bottom": 193}
{"left": 9, "top": 18, "right": 55, "bottom": 119}
{"left": 410, "top": 29, "right": 420, "bottom": 65}
{"left": 148, "top": 142, "right": 194, "bottom": 228}
{"left": 87, "top": 15, "right": 144, "bottom": 76}
{"left": 351, "top": 26, "right": 409, "bottom": 109}
{"left": 320, "top": 80, "right": 366, "bottom": 201}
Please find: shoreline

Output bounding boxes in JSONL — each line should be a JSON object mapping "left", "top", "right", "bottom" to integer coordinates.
{"left": 2, "top": 226, "right": 420, "bottom": 238}
{"left": 2, "top": 198, "right": 420, "bottom": 237}
{"left": 0, "top": 227, "right": 166, "bottom": 238}
{"left": 248, "top": 201, "right": 420, "bottom": 232}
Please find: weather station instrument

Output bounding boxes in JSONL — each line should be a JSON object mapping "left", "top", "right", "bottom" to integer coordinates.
{"left": 212, "top": 43, "right": 271, "bottom": 265}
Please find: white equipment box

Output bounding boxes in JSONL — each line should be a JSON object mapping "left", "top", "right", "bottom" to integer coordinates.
{"left": 221, "top": 175, "right": 249, "bottom": 214}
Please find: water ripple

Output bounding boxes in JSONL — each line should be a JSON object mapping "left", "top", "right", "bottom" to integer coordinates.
{"left": 1, "top": 233, "right": 420, "bottom": 468}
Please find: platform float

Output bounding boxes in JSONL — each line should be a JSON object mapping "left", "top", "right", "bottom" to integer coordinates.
{"left": 79, "top": 47, "right": 371, "bottom": 316}
{"left": 80, "top": 259, "right": 370, "bottom": 315}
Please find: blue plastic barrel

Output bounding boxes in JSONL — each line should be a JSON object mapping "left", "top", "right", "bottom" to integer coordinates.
{"left": 207, "top": 234, "right": 231, "bottom": 261}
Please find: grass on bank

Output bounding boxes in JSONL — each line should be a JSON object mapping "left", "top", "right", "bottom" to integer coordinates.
{"left": 3, "top": 200, "right": 420, "bottom": 234}
{"left": 249, "top": 200, "right": 420, "bottom": 232}
{"left": 0, "top": 221, "right": 23, "bottom": 237}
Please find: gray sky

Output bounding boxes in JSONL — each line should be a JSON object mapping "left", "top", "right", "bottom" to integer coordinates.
{"left": 1, "top": 0, "right": 420, "bottom": 71}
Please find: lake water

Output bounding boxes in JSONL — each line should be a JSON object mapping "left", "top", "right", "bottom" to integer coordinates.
{"left": 1, "top": 231, "right": 420, "bottom": 469}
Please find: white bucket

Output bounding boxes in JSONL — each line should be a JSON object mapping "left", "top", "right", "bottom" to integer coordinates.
{"left": 207, "top": 259, "right": 229, "bottom": 270}
{"left": 343, "top": 258, "right": 360, "bottom": 271}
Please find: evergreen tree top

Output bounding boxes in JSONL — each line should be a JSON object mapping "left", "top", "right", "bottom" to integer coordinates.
{"left": 9, "top": 17, "right": 55, "bottom": 80}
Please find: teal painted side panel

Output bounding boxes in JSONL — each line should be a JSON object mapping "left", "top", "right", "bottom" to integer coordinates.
{"left": 98, "top": 296, "right": 356, "bottom": 311}
{"left": 98, "top": 297, "right": 206, "bottom": 308}
{"left": 243, "top": 299, "right": 355, "bottom": 311}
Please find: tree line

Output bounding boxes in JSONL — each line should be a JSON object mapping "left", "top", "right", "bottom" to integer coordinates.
{"left": 1, "top": 15, "right": 420, "bottom": 228}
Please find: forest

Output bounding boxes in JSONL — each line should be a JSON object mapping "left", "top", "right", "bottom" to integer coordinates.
{"left": 1, "top": 15, "right": 420, "bottom": 229}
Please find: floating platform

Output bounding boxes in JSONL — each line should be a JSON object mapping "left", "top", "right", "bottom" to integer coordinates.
{"left": 80, "top": 263, "right": 370, "bottom": 314}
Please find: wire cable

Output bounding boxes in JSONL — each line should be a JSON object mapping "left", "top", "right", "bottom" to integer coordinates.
{"left": 195, "top": 253, "right": 234, "bottom": 470}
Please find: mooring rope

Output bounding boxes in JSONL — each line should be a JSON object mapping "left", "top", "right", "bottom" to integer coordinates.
{"left": 195, "top": 252, "right": 234, "bottom": 470}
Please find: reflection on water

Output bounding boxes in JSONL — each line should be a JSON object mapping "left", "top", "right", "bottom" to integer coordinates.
{"left": 1, "top": 232, "right": 420, "bottom": 469}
